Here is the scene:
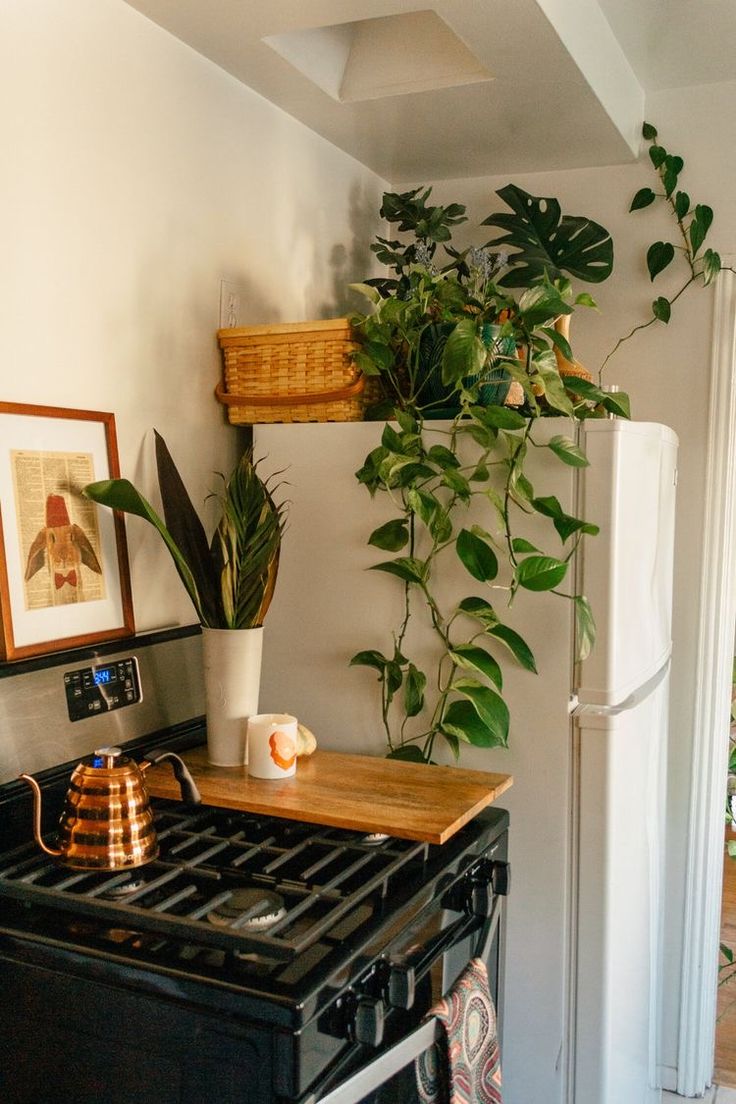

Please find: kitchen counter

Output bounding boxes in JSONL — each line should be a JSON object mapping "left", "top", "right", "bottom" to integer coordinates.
{"left": 146, "top": 746, "right": 512, "bottom": 844}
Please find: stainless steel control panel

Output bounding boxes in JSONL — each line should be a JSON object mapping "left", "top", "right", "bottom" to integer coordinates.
{"left": 64, "top": 657, "right": 142, "bottom": 722}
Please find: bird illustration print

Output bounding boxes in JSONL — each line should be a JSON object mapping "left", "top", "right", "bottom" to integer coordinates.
{"left": 25, "top": 494, "right": 102, "bottom": 604}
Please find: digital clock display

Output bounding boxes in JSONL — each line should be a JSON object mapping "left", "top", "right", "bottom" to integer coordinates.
{"left": 93, "top": 666, "right": 116, "bottom": 686}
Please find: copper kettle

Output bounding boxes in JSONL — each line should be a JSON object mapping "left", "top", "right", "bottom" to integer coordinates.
{"left": 20, "top": 746, "right": 201, "bottom": 870}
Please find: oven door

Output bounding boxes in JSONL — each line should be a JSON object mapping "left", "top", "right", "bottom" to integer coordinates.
{"left": 302, "top": 889, "right": 505, "bottom": 1104}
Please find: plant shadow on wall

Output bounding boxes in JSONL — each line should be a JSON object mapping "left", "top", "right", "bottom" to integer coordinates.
{"left": 348, "top": 120, "right": 727, "bottom": 765}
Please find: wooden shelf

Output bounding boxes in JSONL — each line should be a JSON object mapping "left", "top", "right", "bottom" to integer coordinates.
{"left": 146, "top": 746, "right": 512, "bottom": 845}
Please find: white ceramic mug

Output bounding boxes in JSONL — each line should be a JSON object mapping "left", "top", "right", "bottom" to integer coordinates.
{"left": 247, "top": 714, "right": 298, "bottom": 779}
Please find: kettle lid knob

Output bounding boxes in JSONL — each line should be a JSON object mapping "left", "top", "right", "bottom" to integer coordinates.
{"left": 92, "top": 746, "right": 123, "bottom": 768}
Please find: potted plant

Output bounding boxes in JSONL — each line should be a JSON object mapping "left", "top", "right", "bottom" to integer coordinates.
{"left": 348, "top": 185, "right": 628, "bottom": 763}
{"left": 84, "top": 431, "right": 286, "bottom": 766}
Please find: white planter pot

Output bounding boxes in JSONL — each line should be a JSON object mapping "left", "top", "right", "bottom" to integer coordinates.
{"left": 201, "top": 626, "right": 263, "bottom": 766}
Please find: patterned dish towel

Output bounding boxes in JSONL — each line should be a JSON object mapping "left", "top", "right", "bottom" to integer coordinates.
{"left": 415, "top": 957, "right": 503, "bottom": 1104}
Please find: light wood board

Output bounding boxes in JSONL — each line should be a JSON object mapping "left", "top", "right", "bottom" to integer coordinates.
{"left": 146, "top": 746, "right": 512, "bottom": 845}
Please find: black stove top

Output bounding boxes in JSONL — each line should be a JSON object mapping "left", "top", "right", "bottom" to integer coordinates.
{"left": 0, "top": 798, "right": 506, "bottom": 1028}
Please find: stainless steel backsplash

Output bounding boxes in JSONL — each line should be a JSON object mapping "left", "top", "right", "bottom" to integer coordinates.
{"left": 0, "top": 630, "right": 205, "bottom": 784}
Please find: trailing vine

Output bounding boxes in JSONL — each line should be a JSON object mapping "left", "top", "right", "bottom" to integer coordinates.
{"left": 349, "top": 187, "right": 625, "bottom": 762}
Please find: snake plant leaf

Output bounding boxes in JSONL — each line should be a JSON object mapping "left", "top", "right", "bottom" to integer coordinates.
{"left": 83, "top": 477, "right": 206, "bottom": 624}
{"left": 482, "top": 184, "right": 614, "bottom": 287}
{"left": 154, "top": 430, "right": 223, "bottom": 628}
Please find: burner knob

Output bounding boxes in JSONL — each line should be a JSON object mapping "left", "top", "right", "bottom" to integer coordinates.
{"left": 386, "top": 961, "right": 415, "bottom": 1010}
{"left": 490, "top": 860, "right": 511, "bottom": 896}
{"left": 353, "top": 996, "right": 385, "bottom": 1048}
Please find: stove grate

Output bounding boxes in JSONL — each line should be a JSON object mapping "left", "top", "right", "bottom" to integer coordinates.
{"left": 0, "top": 802, "right": 428, "bottom": 961}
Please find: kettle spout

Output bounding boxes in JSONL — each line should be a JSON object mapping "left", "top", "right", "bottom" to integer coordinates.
{"left": 19, "top": 773, "right": 63, "bottom": 858}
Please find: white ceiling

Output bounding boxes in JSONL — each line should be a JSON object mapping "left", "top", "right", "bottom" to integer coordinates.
{"left": 123, "top": 0, "right": 736, "bottom": 183}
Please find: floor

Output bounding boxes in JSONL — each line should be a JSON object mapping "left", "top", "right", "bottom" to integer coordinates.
{"left": 716, "top": 827, "right": 736, "bottom": 1087}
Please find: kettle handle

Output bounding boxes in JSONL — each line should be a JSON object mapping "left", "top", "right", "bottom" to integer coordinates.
{"left": 141, "top": 749, "right": 202, "bottom": 805}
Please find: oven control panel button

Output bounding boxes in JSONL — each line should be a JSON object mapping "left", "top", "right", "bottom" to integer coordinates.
{"left": 64, "top": 657, "right": 142, "bottom": 722}
{"left": 384, "top": 959, "right": 416, "bottom": 1010}
{"left": 353, "top": 995, "right": 385, "bottom": 1049}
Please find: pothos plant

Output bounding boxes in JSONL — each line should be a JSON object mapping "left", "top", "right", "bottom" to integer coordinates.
{"left": 348, "top": 185, "right": 629, "bottom": 763}
{"left": 601, "top": 120, "right": 730, "bottom": 377}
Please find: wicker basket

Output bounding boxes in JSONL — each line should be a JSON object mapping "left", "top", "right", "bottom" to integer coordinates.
{"left": 216, "top": 318, "right": 369, "bottom": 424}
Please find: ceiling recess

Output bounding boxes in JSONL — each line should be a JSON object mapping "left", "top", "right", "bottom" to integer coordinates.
{"left": 263, "top": 9, "right": 493, "bottom": 104}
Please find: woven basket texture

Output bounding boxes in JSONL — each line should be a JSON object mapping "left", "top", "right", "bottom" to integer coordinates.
{"left": 217, "top": 319, "right": 369, "bottom": 424}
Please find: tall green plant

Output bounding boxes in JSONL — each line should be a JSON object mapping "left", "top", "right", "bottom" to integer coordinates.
{"left": 84, "top": 432, "right": 286, "bottom": 629}
{"left": 350, "top": 187, "right": 626, "bottom": 763}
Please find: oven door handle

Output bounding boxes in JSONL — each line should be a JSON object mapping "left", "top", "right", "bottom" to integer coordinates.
{"left": 304, "top": 895, "right": 502, "bottom": 1104}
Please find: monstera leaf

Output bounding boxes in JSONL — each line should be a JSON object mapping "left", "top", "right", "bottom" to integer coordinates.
{"left": 482, "top": 184, "right": 614, "bottom": 287}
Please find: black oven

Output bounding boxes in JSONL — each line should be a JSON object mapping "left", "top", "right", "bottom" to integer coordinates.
{"left": 0, "top": 629, "right": 509, "bottom": 1104}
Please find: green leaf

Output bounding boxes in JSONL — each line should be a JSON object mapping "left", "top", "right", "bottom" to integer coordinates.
{"left": 370, "top": 557, "right": 426, "bottom": 584}
{"left": 362, "top": 341, "right": 394, "bottom": 371}
{"left": 84, "top": 475, "right": 207, "bottom": 624}
{"left": 350, "top": 650, "right": 388, "bottom": 673}
{"left": 574, "top": 292, "right": 598, "bottom": 309}
{"left": 695, "top": 203, "right": 714, "bottom": 238}
{"left": 536, "top": 363, "right": 574, "bottom": 416}
{"left": 381, "top": 423, "right": 405, "bottom": 453}
{"left": 442, "top": 468, "right": 471, "bottom": 499}
{"left": 518, "top": 284, "right": 571, "bottom": 327}
{"left": 511, "top": 537, "right": 540, "bottom": 554}
{"left": 675, "top": 191, "right": 690, "bottom": 220}
{"left": 574, "top": 595, "right": 596, "bottom": 662}
{"left": 690, "top": 218, "right": 705, "bottom": 255}
{"left": 652, "top": 297, "right": 671, "bottom": 323}
{"left": 486, "top": 624, "right": 537, "bottom": 672}
{"left": 630, "top": 188, "right": 656, "bottom": 212}
{"left": 407, "top": 487, "right": 437, "bottom": 528}
{"left": 436, "top": 702, "right": 507, "bottom": 746}
{"left": 430, "top": 508, "right": 452, "bottom": 543}
{"left": 387, "top": 745, "right": 427, "bottom": 763}
{"left": 456, "top": 528, "right": 498, "bottom": 582}
{"left": 601, "top": 390, "right": 631, "bottom": 419}
{"left": 441, "top": 318, "right": 486, "bottom": 385}
{"left": 482, "top": 184, "right": 613, "bottom": 286}
{"left": 547, "top": 435, "right": 589, "bottom": 468}
{"left": 473, "top": 404, "right": 527, "bottom": 430}
{"left": 516, "top": 555, "right": 568, "bottom": 591}
{"left": 458, "top": 595, "right": 498, "bottom": 627}
{"left": 647, "top": 241, "right": 675, "bottom": 281}
{"left": 663, "top": 166, "right": 678, "bottom": 198}
{"left": 386, "top": 661, "right": 403, "bottom": 695}
{"left": 703, "top": 248, "right": 722, "bottom": 286}
{"left": 649, "top": 145, "right": 667, "bottom": 169}
{"left": 532, "top": 494, "right": 563, "bottom": 519}
{"left": 642, "top": 121, "right": 658, "bottom": 141}
{"left": 554, "top": 515, "right": 600, "bottom": 543}
{"left": 427, "top": 444, "right": 460, "bottom": 469}
{"left": 368, "top": 518, "right": 409, "bottom": 551}
{"left": 404, "top": 664, "right": 427, "bottom": 717}
{"left": 449, "top": 644, "right": 503, "bottom": 690}
{"left": 451, "top": 681, "right": 510, "bottom": 746}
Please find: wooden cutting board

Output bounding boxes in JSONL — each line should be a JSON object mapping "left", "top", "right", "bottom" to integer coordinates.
{"left": 146, "top": 746, "right": 512, "bottom": 845}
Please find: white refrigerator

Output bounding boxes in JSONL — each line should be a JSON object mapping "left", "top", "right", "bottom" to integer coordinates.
{"left": 255, "top": 417, "right": 678, "bottom": 1104}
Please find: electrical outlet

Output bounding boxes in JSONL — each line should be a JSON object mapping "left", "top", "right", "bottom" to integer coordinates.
{"left": 219, "top": 280, "right": 249, "bottom": 329}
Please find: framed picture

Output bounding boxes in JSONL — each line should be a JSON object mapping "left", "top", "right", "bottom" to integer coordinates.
{"left": 0, "top": 401, "right": 135, "bottom": 661}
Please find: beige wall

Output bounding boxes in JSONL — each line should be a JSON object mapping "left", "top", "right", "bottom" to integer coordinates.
{"left": 0, "top": 0, "right": 385, "bottom": 633}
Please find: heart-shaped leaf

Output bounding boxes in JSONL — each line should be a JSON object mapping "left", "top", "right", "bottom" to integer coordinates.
{"left": 370, "top": 557, "right": 426, "bottom": 584}
{"left": 442, "top": 698, "right": 508, "bottom": 748}
{"left": 486, "top": 624, "right": 537, "bottom": 672}
{"left": 516, "top": 555, "right": 568, "bottom": 591}
{"left": 647, "top": 241, "right": 675, "bottom": 281}
{"left": 548, "top": 435, "right": 589, "bottom": 468}
{"left": 450, "top": 644, "right": 503, "bottom": 690}
{"left": 653, "top": 297, "right": 671, "bottom": 323}
{"left": 630, "top": 188, "right": 656, "bottom": 212}
{"left": 450, "top": 682, "right": 510, "bottom": 746}
{"left": 404, "top": 664, "right": 427, "bottom": 717}
{"left": 368, "top": 518, "right": 409, "bottom": 551}
{"left": 457, "top": 529, "right": 498, "bottom": 582}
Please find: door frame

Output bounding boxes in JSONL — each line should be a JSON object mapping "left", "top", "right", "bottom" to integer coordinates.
{"left": 677, "top": 269, "right": 736, "bottom": 1094}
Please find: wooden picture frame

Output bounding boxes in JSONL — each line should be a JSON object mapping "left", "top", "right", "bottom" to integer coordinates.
{"left": 0, "top": 401, "right": 135, "bottom": 660}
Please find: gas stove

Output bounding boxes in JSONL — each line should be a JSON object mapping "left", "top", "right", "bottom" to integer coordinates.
{"left": 0, "top": 629, "right": 509, "bottom": 1104}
